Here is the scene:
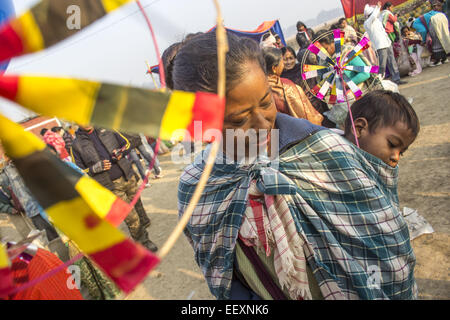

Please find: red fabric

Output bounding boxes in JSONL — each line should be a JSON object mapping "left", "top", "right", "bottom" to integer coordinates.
{"left": 8, "top": 249, "right": 83, "bottom": 300}
{"left": 105, "top": 197, "right": 131, "bottom": 227}
{"left": 207, "top": 20, "right": 276, "bottom": 34}
{"left": 43, "top": 131, "right": 69, "bottom": 159}
{"left": 0, "top": 24, "right": 24, "bottom": 65}
{"left": 89, "top": 239, "right": 159, "bottom": 293}
{"left": 0, "top": 267, "right": 14, "bottom": 297}
{"left": 249, "top": 195, "right": 270, "bottom": 256}
{"left": 340, "top": 0, "right": 409, "bottom": 19}
{"left": 0, "top": 74, "right": 19, "bottom": 101}
{"left": 186, "top": 92, "right": 225, "bottom": 142}
{"left": 385, "top": 12, "right": 397, "bottom": 33}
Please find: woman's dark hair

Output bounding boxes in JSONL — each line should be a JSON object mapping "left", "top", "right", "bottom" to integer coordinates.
{"left": 338, "top": 18, "right": 347, "bottom": 25}
{"left": 382, "top": 2, "right": 393, "bottom": 10}
{"left": 162, "top": 42, "right": 184, "bottom": 90}
{"left": 344, "top": 90, "right": 420, "bottom": 137}
{"left": 171, "top": 32, "right": 266, "bottom": 93}
{"left": 51, "top": 126, "right": 63, "bottom": 133}
{"left": 40, "top": 128, "right": 48, "bottom": 136}
{"left": 281, "top": 46, "right": 296, "bottom": 58}
{"left": 262, "top": 47, "right": 283, "bottom": 74}
{"left": 296, "top": 21, "right": 306, "bottom": 30}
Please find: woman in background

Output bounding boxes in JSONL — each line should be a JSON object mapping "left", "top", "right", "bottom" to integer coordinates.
{"left": 263, "top": 47, "right": 323, "bottom": 125}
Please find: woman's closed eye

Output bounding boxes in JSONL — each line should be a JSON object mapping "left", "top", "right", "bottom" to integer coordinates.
{"left": 230, "top": 117, "right": 247, "bottom": 126}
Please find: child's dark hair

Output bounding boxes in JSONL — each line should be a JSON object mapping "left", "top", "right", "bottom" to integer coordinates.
{"left": 262, "top": 47, "right": 283, "bottom": 74}
{"left": 338, "top": 18, "right": 346, "bottom": 25}
{"left": 171, "top": 32, "right": 266, "bottom": 93}
{"left": 344, "top": 90, "right": 420, "bottom": 137}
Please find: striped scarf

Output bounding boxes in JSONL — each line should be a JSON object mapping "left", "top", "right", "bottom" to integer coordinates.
{"left": 178, "top": 129, "right": 417, "bottom": 300}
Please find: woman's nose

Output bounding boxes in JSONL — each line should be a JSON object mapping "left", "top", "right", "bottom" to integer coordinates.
{"left": 251, "top": 110, "right": 272, "bottom": 131}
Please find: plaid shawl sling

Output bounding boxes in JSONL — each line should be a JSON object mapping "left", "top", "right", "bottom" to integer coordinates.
{"left": 178, "top": 130, "right": 417, "bottom": 300}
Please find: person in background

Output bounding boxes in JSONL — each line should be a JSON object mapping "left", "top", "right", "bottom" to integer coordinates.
{"left": 51, "top": 126, "right": 74, "bottom": 155}
{"left": 274, "top": 34, "right": 284, "bottom": 48}
{"left": 401, "top": 26, "right": 423, "bottom": 76}
{"left": 71, "top": 126, "right": 157, "bottom": 252}
{"left": 338, "top": 18, "right": 358, "bottom": 44}
{"left": 364, "top": 2, "right": 406, "bottom": 85}
{"left": 296, "top": 21, "right": 316, "bottom": 68}
{"left": 296, "top": 21, "right": 315, "bottom": 51}
{"left": 380, "top": 2, "right": 400, "bottom": 43}
{"left": 40, "top": 127, "right": 70, "bottom": 161}
{"left": 263, "top": 47, "right": 323, "bottom": 125}
{"left": 428, "top": 0, "right": 450, "bottom": 66}
{"left": 260, "top": 32, "right": 277, "bottom": 49}
{"left": 281, "top": 46, "right": 335, "bottom": 128}
{"left": 280, "top": 46, "right": 302, "bottom": 85}
{"left": 125, "top": 133, "right": 163, "bottom": 188}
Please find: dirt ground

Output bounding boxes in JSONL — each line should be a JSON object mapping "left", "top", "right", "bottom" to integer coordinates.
{"left": 0, "top": 63, "right": 449, "bottom": 300}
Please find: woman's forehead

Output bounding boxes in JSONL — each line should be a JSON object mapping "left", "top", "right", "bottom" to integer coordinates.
{"left": 226, "top": 65, "right": 268, "bottom": 108}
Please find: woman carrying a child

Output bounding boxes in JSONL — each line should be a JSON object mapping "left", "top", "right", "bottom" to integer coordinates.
{"left": 173, "top": 32, "right": 419, "bottom": 300}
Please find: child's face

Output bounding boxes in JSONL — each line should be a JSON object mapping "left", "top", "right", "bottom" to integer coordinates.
{"left": 357, "top": 121, "right": 417, "bottom": 167}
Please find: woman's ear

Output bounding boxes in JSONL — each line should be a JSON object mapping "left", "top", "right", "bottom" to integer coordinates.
{"left": 271, "top": 65, "right": 278, "bottom": 75}
{"left": 353, "top": 117, "right": 369, "bottom": 139}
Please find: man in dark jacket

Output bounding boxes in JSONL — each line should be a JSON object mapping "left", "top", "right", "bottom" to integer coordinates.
{"left": 295, "top": 21, "right": 315, "bottom": 51}
{"left": 71, "top": 125, "right": 157, "bottom": 252}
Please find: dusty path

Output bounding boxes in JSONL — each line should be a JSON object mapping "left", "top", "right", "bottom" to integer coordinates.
{"left": 1, "top": 63, "right": 449, "bottom": 300}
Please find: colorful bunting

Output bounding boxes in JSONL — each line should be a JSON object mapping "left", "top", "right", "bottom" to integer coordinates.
{"left": 0, "top": 75, "right": 225, "bottom": 141}
{"left": 307, "top": 42, "right": 335, "bottom": 66}
{"left": 0, "top": 0, "right": 133, "bottom": 64}
{"left": 0, "top": 114, "right": 160, "bottom": 293}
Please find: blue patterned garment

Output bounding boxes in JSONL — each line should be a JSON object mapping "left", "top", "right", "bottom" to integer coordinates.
{"left": 178, "top": 118, "right": 417, "bottom": 300}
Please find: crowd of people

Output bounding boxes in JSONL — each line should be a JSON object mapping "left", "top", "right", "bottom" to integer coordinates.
{"left": 0, "top": 0, "right": 448, "bottom": 301}
{"left": 257, "top": 0, "right": 449, "bottom": 130}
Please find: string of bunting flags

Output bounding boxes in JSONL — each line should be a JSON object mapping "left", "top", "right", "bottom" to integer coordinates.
{"left": 0, "top": 0, "right": 226, "bottom": 298}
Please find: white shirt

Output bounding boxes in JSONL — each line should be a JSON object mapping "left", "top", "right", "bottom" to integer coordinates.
{"left": 363, "top": 6, "right": 391, "bottom": 50}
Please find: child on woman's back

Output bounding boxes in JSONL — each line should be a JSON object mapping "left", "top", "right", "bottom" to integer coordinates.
{"left": 344, "top": 90, "right": 420, "bottom": 167}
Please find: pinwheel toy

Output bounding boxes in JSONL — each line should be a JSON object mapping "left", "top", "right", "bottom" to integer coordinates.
{"left": 301, "top": 29, "right": 380, "bottom": 105}
{"left": 301, "top": 29, "right": 380, "bottom": 146}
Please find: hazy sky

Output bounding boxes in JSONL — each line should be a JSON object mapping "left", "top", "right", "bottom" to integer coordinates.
{"left": 1, "top": 0, "right": 343, "bottom": 121}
